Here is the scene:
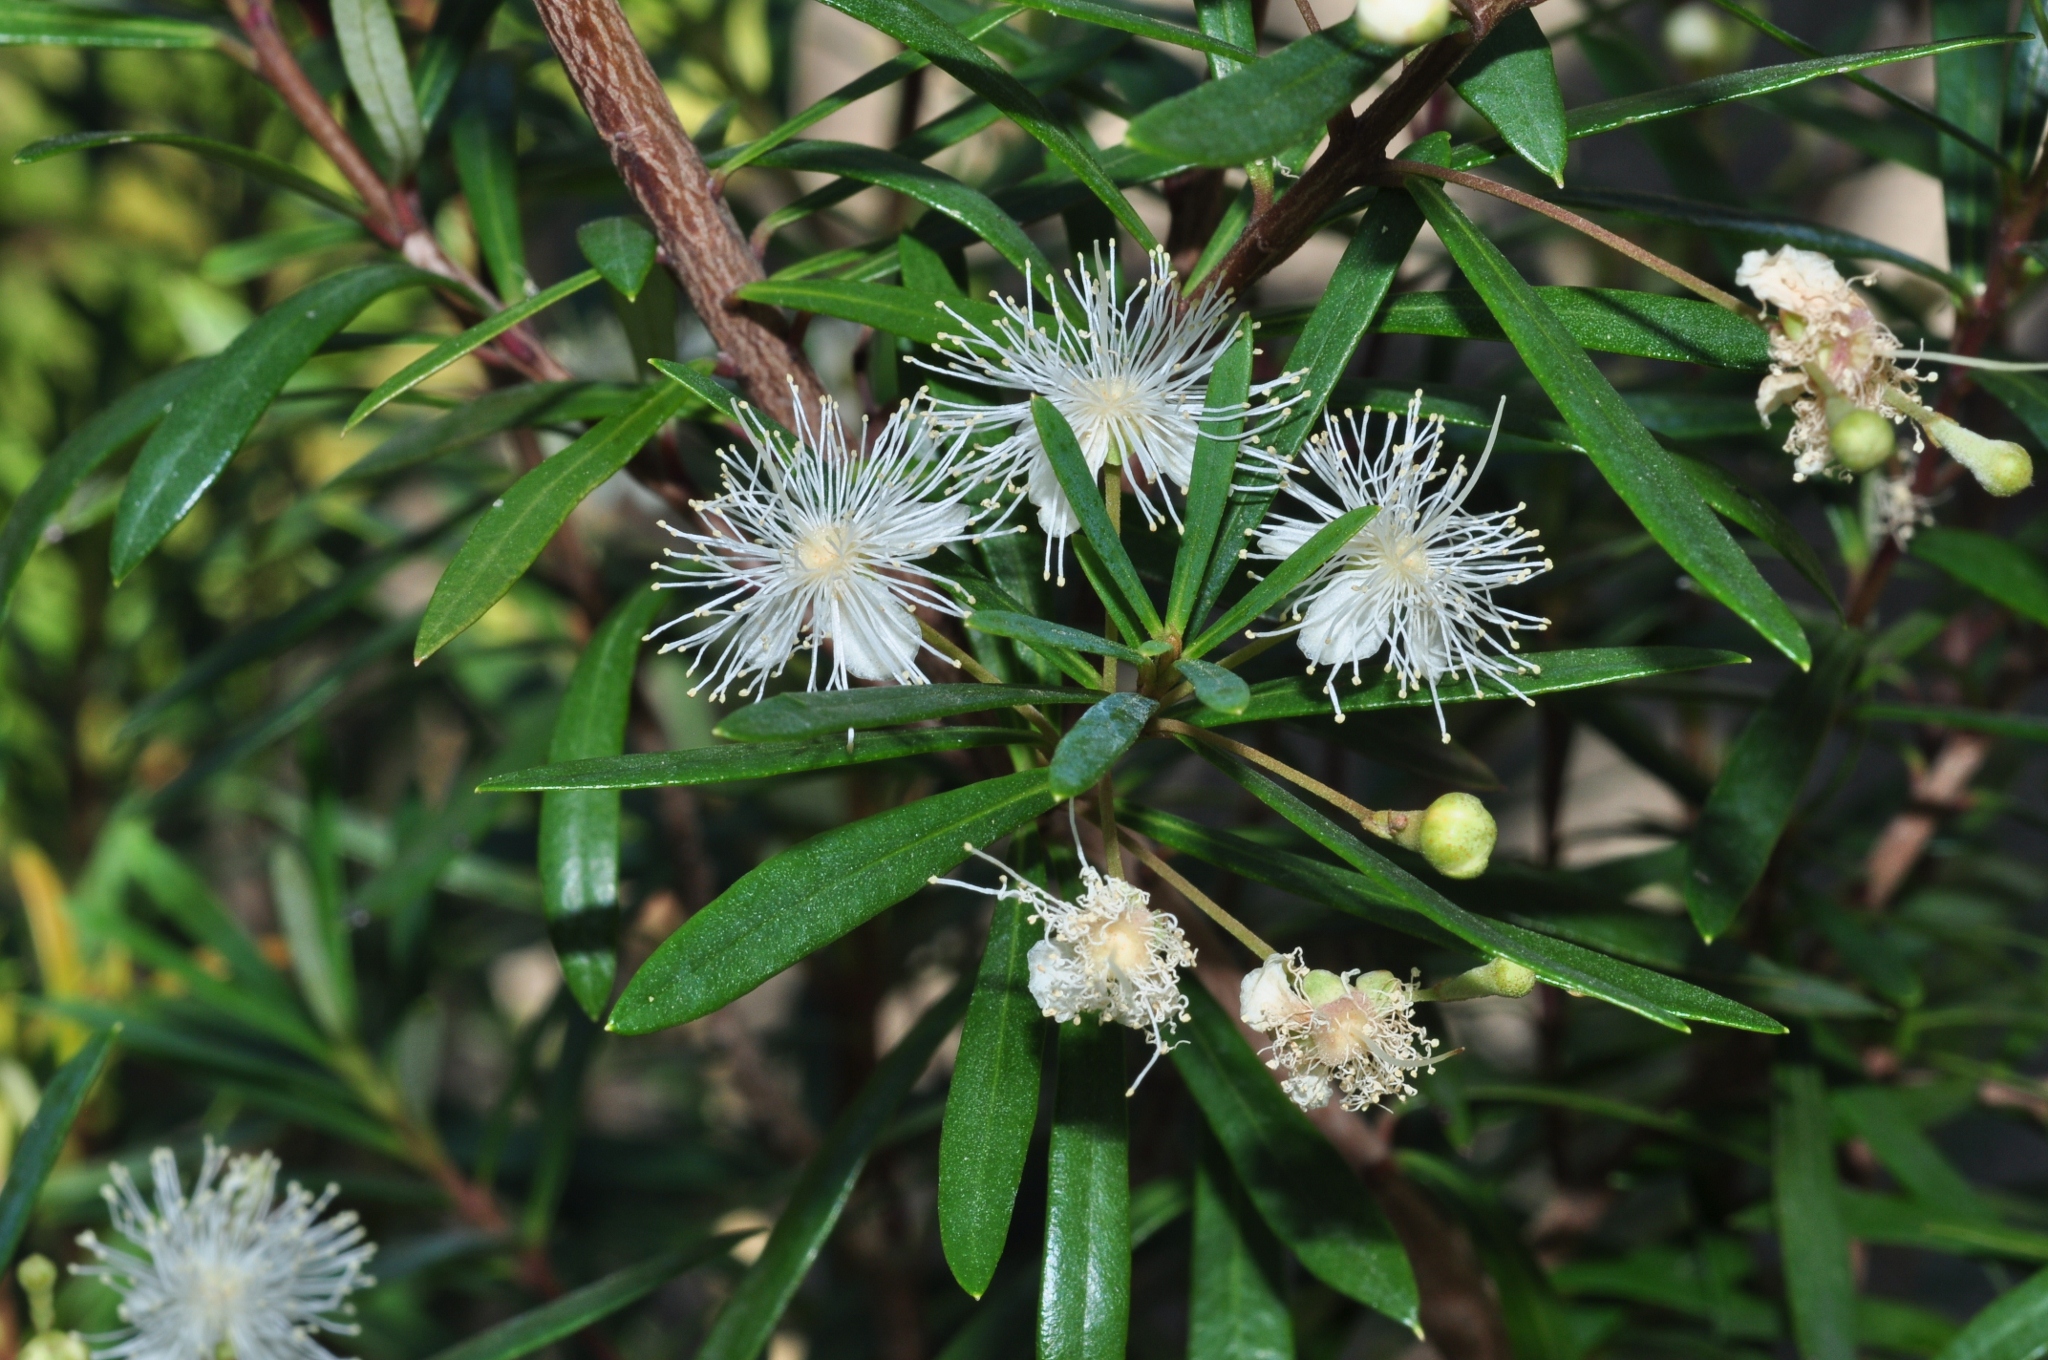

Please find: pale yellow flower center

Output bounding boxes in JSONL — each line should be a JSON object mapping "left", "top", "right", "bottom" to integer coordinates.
{"left": 793, "top": 522, "right": 855, "bottom": 577}
{"left": 1100, "top": 908, "right": 1155, "bottom": 976}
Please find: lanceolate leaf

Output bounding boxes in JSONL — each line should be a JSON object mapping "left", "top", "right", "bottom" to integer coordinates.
{"left": 484, "top": 727, "right": 1029, "bottom": 791}
{"left": 1450, "top": 9, "right": 1567, "bottom": 185}
{"left": 1911, "top": 526, "right": 2048, "bottom": 628}
{"left": 610, "top": 770, "right": 1055, "bottom": 1033}
{"left": 112, "top": 264, "right": 430, "bottom": 580}
{"left": 1936, "top": 1266, "right": 2048, "bottom": 1360}
{"left": 940, "top": 892, "right": 1044, "bottom": 1298}
{"left": 1854, "top": 703, "right": 2048, "bottom": 744}
{"left": 1685, "top": 628, "right": 1861, "bottom": 942}
{"left": 415, "top": 384, "right": 696, "bottom": 662}
{"left": 0, "top": 1027, "right": 116, "bottom": 1269}
{"left": 1677, "top": 454, "right": 1838, "bottom": 608}
{"left": 452, "top": 72, "right": 530, "bottom": 301}
{"left": 1173, "top": 985, "right": 1418, "bottom": 1326}
{"left": 0, "top": 361, "right": 205, "bottom": 619}
{"left": 716, "top": 684, "right": 1087, "bottom": 740}
{"left": 1049, "top": 693, "right": 1157, "bottom": 798}
{"left": 332, "top": 0, "right": 425, "bottom": 174}
{"left": 1370, "top": 285, "right": 1770, "bottom": 369}
{"left": 1936, "top": 0, "right": 2010, "bottom": 290}
{"left": 1167, "top": 317, "right": 1252, "bottom": 637}
{"left": 1775, "top": 1065, "right": 1857, "bottom": 1360}
{"left": 540, "top": 589, "right": 662, "bottom": 1019}
{"left": 339, "top": 383, "right": 640, "bottom": 483}
{"left": 0, "top": 0, "right": 220, "bottom": 47}
{"left": 1189, "top": 1134, "right": 1294, "bottom": 1360}
{"left": 1186, "top": 506, "right": 1375, "bottom": 659}
{"left": 15, "top": 131, "right": 364, "bottom": 221}
{"left": 1007, "top": 0, "right": 1249, "bottom": 58}
{"left": 698, "top": 980, "right": 971, "bottom": 1360}
{"left": 969, "top": 611, "right": 1145, "bottom": 665}
{"left": 1408, "top": 179, "right": 1809, "bottom": 669}
{"left": 1040, "top": 1022, "right": 1130, "bottom": 1360}
{"left": 1034, "top": 397, "right": 1164, "bottom": 637}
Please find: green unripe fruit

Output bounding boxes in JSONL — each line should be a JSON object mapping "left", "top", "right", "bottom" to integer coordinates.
{"left": 1828, "top": 408, "right": 1896, "bottom": 472}
{"left": 1428, "top": 958, "right": 1537, "bottom": 1001}
{"left": 1354, "top": 0, "right": 1450, "bottom": 46}
{"left": 1416, "top": 792, "right": 1496, "bottom": 879}
{"left": 1301, "top": 969, "right": 1348, "bottom": 1005}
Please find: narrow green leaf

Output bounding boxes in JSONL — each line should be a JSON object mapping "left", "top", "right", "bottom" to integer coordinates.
{"left": 610, "top": 770, "right": 1055, "bottom": 1032}
{"left": 485, "top": 727, "right": 1028, "bottom": 791}
{"left": 1049, "top": 693, "right": 1157, "bottom": 798}
{"left": 1936, "top": 1265, "right": 2048, "bottom": 1360}
{"left": 650, "top": 359, "right": 773, "bottom": 436}
{"left": 540, "top": 589, "right": 662, "bottom": 1019}
{"left": 736, "top": 279, "right": 953, "bottom": 341}
{"left": 1186, "top": 506, "right": 1374, "bottom": 659}
{"left": 701, "top": 979, "right": 970, "bottom": 1360}
{"left": 716, "top": 684, "right": 1086, "bottom": 740}
{"left": 0, "top": 361, "right": 204, "bottom": 620}
{"left": 1911, "top": 525, "right": 2048, "bottom": 627}
{"left": 1188, "top": 645, "right": 1747, "bottom": 728}
{"left": 1676, "top": 454, "right": 1839, "bottom": 609}
{"left": 452, "top": 70, "right": 529, "bottom": 300}
{"left": 0, "top": 0, "right": 219, "bottom": 47}
{"left": 1937, "top": 1, "right": 2011, "bottom": 289}
{"left": 1451, "top": 9, "right": 1566, "bottom": 184}
{"left": 1976, "top": 369, "right": 2048, "bottom": 449}
{"left": 1775, "top": 1065, "right": 1856, "bottom": 1360}
{"left": 1041, "top": 1022, "right": 1130, "bottom": 1360}
{"left": 15, "top": 131, "right": 364, "bottom": 221}
{"left": 112, "top": 264, "right": 428, "bottom": 580}
{"left": 1173, "top": 985, "right": 1418, "bottom": 1326}
{"left": 1685, "top": 628, "right": 1861, "bottom": 942}
{"left": 347, "top": 271, "right": 602, "bottom": 430}
{"left": 202, "top": 222, "right": 367, "bottom": 285}
{"left": 1368, "top": 285, "right": 1771, "bottom": 368}
{"left": 1834, "top": 1087, "right": 1987, "bottom": 1216}
{"left": 412, "top": 0, "right": 504, "bottom": 128}
{"left": 1167, "top": 317, "right": 1252, "bottom": 637}
{"left": 1408, "top": 179, "right": 1808, "bottom": 668}
{"left": 1189, "top": 1132, "right": 1294, "bottom": 1360}
{"left": 1034, "top": 396, "right": 1164, "bottom": 637}
{"left": 1123, "top": 17, "right": 1401, "bottom": 166}
{"left": 425, "top": 1235, "right": 737, "bottom": 1360}
{"left": 0, "top": 1027, "right": 116, "bottom": 1269}
{"left": 270, "top": 840, "right": 355, "bottom": 1038}
{"left": 1175, "top": 659, "right": 1250, "bottom": 716}
{"left": 969, "top": 611, "right": 1143, "bottom": 665}
{"left": 332, "top": 0, "right": 424, "bottom": 174}
{"left": 113, "top": 824, "right": 297, "bottom": 1007}
{"left": 1192, "top": 0, "right": 1252, "bottom": 77}
{"left": 1854, "top": 703, "right": 2048, "bottom": 744}
{"left": 940, "top": 892, "right": 1044, "bottom": 1298}
{"left": 576, "top": 217, "right": 657, "bottom": 301}
{"left": 1005, "top": 0, "right": 1248, "bottom": 57}
{"left": 338, "top": 382, "right": 639, "bottom": 483}
{"left": 415, "top": 384, "right": 693, "bottom": 662}
{"left": 815, "top": 0, "right": 1156, "bottom": 247}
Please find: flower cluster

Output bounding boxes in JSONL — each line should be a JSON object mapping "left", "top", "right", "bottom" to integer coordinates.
{"left": 1245, "top": 393, "right": 1551, "bottom": 740}
{"left": 73, "top": 1143, "right": 376, "bottom": 1360}
{"left": 1239, "top": 952, "right": 1440, "bottom": 1112}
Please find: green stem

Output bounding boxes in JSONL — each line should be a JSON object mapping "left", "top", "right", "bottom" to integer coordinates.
{"left": 1115, "top": 828, "right": 1275, "bottom": 958}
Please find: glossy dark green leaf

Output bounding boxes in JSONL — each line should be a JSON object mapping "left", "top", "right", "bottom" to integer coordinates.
{"left": 1936, "top": 1265, "right": 2048, "bottom": 1360}
{"left": 1034, "top": 396, "right": 1164, "bottom": 637}
{"left": 0, "top": 0, "right": 219, "bottom": 47}
{"left": 1911, "top": 526, "right": 2048, "bottom": 627}
{"left": 1167, "top": 317, "right": 1251, "bottom": 637}
{"left": 1775, "top": 1065, "right": 1856, "bottom": 1360}
{"left": 1835, "top": 1087, "right": 1984, "bottom": 1215}
{"left": 16, "top": 131, "right": 364, "bottom": 218}
{"left": 718, "top": 684, "right": 1086, "bottom": 740}
{"left": 540, "top": 590, "right": 662, "bottom": 1019}
{"left": 333, "top": 0, "right": 423, "bottom": 173}
{"left": 1766, "top": 85, "right": 1938, "bottom": 176}
{"left": 1854, "top": 703, "right": 2048, "bottom": 743}
{"left": 338, "top": 382, "right": 639, "bottom": 483}
{"left": 969, "top": 611, "right": 1143, "bottom": 665}
{"left": 1006, "top": 0, "right": 1247, "bottom": 57}
{"left": 1976, "top": 369, "right": 2048, "bottom": 449}
{"left": 611, "top": 770, "right": 1054, "bottom": 1033}
{"left": 1576, "top": 27, "right": 1741, "bottom": 206}
{"left": 1176, "top": 659, "right": 1249, "bottom": 716}
{"left": 1186, "top": 507, "right": 1373, "bottom": 659}
{"left": 452, "top": 71, "right": 529, "bottom": 301}
{"left": 201, "top": 222, "right": 367, "bottom": 285}
{"left": 1937, "top": 1, "right": 2010, "bottom": 289}
{"left": 940, "top": 892, "right": 1044, "bottom": 1298}
{"left": 412, "top": 0, "right": 503, "bottom": 128}
{"left": 485, "top": 726, "right": 1025, "bottom": 791}
{"left": 416, "top": 384, "right": 695, "bottom": 662}
{"left": 1685, "top": 628, "right": 1862, "bottom": 942}
{"left": 1371, "top": 285, "right": 1770, "bottom": 368}
{"left": 1189, "top": 1130, "right": 1292, "bottom": 1360}
{"left": 0, "top": 1027, "right": 116, "bottom": 1269}
{"left": 1122, "top": 18, "right": 1401, "bottom": 166}
{"left": 1049, "top": 693, "right": 1157, "bottom": 798}
{"left": 0, "top": 361, "right": 203, "bottom": 620}
{"left": 1450, "top": 9, "right": 1566, "bottom": 185}
{"left": 815, "top": 0, "right": 1155, "bottom": 246}
{"left": 1040, "top": 1021, "right": 1129, "bottom": 1360}
{"left": 1409, "top": 179, "right": 1808, "bottom": 668}
{"left": 1174, "top": 985, "right": 1417, "bottom": 1325}
{"left": 736, "top": 279, "right": 952, "bottom": 342}
{"left": 1677, "top": 454, "right": 1838, "bottom": 608}
{"left": 576, "top": 217, "right": 658, "bottom": 301}
{"left": 1187, "top": 645, "right": 1748, "bottom": 728}
{"left": 699, "top": 979, "right": 972, "bottom": 1360}
{"left": 112, "top": 263, "right": 428, "bottom": 580}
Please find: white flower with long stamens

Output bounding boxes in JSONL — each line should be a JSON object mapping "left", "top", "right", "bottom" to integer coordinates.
{"left": 1240, "top": 952, "right": 1439, "bottom": 1113}
{"left": 646, "top": 385, "right": 1011, "bottom": 700}
{"left": 933, "top": 843, "right": 1195, "bottom": 1089}
{"left": 918, "top": 245, "right": 1302, "bottom": 582}
{"left": 72, "top": 1143, "right": 376, "bottom": 1360}
{"left": 1244, "top": 392, "right": 1551, "bottom": 740}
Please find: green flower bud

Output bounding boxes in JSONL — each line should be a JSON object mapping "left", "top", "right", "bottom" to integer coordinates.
{"left": 1828, "top": 407, "right": 1896, "bottom": 472}
{"left": 19, "top": 1333, "right": 88, "bottom": 1360}
{"left": 1354, "top": 0, "right": 1450, "bottom": 46}
{"left": 19, "top": 1253, "right": 56, "bottom": 1337}
{"left": 1922, "top": 413, "right": 2034, "bottom": 497}
{"left": 1427, "top": 957, "right": 1537, "bottom": 1001}
{"left": 1414, "top": 792, "right": 1496, "bottom": 879}
{"left": 1301, "top": 969, "right": 1348, "bottom": 1005}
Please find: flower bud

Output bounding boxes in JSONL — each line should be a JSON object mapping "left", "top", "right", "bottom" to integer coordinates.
{"left": 1427, "top": 957, "right": 1537, "bottom": 1001}
{"left": 1827, "top": 405, "right": 1896, "bottom": 472}
{"left": 1355, "top": 0, "right": 1451, "bottom": 47}
{"left": 18, "top": 1254, "right": 59, "bottom": 1340}
{"left": 1924, "top": 414, "right": 2034, "bottom": 497}
{"left": 19, "top": 1333, "right": 88, "bottom": 1360}
{"left": 1240, "top": 954, "right": 1305, "bottom": 1031}
{"left": 1301, "top": 968, "right": 1349, "bottom": 1006}
{"left": 1411, "top": 792, "right": 1496, "bottom": 879}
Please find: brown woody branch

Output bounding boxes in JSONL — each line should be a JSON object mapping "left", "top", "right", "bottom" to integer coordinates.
{"left": 528, "top": 0, "right": 829, "bottom": 431}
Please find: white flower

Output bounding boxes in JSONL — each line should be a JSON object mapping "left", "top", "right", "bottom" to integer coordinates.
{"left": 918, "top": 246, "right": 1301, "bottom": 581}
{"left": 933, "top": 844, "right": 1195, "bottom": 1086}
{"left": 73, "top": 1143, "right": 376, "bottom": 1360}
{"left": 1864, "top": 457, "right": 1934, "bottom": 548}
{"left": 1239, "top": 952, "right": 1439, "bottom": 1113}
{"left": 1244, "top": 392, "right": 1551, "bottom": 739}
{"left": 646, "top": 386, "right": 1008, "bottom": 700}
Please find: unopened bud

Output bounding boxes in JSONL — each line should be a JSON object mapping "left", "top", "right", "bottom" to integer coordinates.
{"left": 18, "top": 1254, "right": 57, "bottom": 1337}
{"left": 1924, "top": 414, "right": 2034, "bottom": 497}
{"left": 1301, "top": 969, "right": 1348, "bottom": 1006}
{"left": 19, "top": 1333, "right": 88, "bottom": 1360}
{"left": 1397, "top": 792, "right": 1496, "bottom": 879}
{"left": 1827, "top": 405, "right": 1896, "bottom": 472}
{"left": 1355, "top": 0, "right": 1450, "bottom": 46}
{"left": 1427, "top": 957, "right": 1537, "bottom": 1001}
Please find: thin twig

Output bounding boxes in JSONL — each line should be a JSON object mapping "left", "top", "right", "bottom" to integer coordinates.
{"left": 1155, "top": 718, "right": 1378, "bottom": 825}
